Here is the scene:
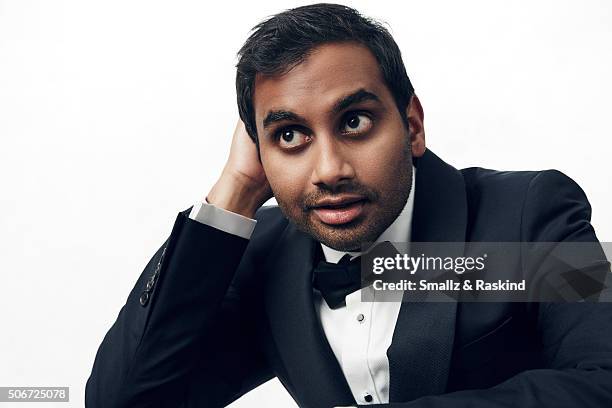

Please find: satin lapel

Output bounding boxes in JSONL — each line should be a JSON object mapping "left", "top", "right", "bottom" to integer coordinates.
{"left": 263, "top": 222, "right": 355, "bottom": 408}
{"left": 388, "top": 149, "right": 467, "bottom": 402}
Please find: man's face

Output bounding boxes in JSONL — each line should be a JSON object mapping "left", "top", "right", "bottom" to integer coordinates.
{"left": 254, "top": 42, "right": 419, "bottom": 251}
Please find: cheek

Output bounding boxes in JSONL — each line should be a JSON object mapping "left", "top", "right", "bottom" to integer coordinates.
{"left": 262, "top": 152, "right": 309, "bottom": 205}
{"left": 357, "top": 130, "right": 409, "bottom": 185}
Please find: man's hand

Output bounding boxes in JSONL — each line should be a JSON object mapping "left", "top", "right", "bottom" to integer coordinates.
{"left": 206, "top": 120, "right": 273, "bottom": 218}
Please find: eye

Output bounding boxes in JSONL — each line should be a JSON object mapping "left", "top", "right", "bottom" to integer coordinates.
{"left": 275, "top": 127, "right": 312, "bottom": 150}
{"left": 341, "top": 113, "right": 373, "bottom": 134}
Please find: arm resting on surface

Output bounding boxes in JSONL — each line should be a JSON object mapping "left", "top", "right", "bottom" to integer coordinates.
{"left": 86, "top": 208, "right": 273, "bottom": 407}
{"left": 363, "top": 171, "right": 612, "bottom": 407}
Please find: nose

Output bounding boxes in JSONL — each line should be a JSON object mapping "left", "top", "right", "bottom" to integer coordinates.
{"left": 310, "top": 133, "right": 356, "bottom": 189}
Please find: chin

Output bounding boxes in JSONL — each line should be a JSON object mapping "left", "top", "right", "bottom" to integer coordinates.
{"left": 310, "top": 222, "right": 381, "bottom": 252}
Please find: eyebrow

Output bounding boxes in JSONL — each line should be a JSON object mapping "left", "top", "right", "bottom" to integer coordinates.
{"left": 332, "top": 89, "right": 380, "bottom": 114}
{"left": 262, "top": 88, "right": 381, "bottom": 130}
{"left": 263, "top": 110, "right": 306, "bottom": 129}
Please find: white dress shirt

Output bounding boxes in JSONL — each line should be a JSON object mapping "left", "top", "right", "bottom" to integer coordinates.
{"left": 188, "top": 167, "right": 415, "bottom": 405}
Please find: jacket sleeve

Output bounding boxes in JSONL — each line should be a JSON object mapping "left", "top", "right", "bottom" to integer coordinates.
{"left": 363, "top": 170, "right": 612, "bottom": 408}
{"left": 85, "top": 208, "right": 274, "bottom": 408}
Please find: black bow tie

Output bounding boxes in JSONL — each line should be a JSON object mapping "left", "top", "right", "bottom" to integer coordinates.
{"left": 312, "top": 253, "right": 363, "bottom": 309}
{"left": 312, "top": 241, "right": 401, "bottom": 309}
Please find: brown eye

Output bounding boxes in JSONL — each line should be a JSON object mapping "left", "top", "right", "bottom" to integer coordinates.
{"left": 342, "top": 113, "right": 372, "bottom": 134}
{"left": 347, "top": 115, "right": 361, "bottom": 129}
{"left": 281, "top": 130, "right": 294, "bottom": 142}
{"left": 276, "top": 128, "right": 311, "bottom": 150}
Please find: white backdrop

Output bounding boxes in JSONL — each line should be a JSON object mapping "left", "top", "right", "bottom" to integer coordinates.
{"left": 1, "top": 1, "right": 611, "bottom": 406}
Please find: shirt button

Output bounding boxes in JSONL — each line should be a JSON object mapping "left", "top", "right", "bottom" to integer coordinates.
{"left": 364, "top": 393, "right": 373, "bottom": 403}
{"left": 356, "top": 313, "right": 365, "bottom": 322}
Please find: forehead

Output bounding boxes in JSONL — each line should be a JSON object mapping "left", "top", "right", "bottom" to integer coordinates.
{"left": 253, "top": 42, "right": 391, "bottom": 124}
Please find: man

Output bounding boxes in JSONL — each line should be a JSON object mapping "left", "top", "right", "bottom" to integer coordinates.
{"left": 85, "top": 4, "right": 612, "bottom": 407}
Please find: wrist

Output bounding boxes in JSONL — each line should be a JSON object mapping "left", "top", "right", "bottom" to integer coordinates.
{"left": 206, "top": 171, "right": 270, "bottom": 218}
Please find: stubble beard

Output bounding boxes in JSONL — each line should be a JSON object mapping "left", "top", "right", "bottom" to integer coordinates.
{"left": 276, "top": 139, "right": 414, "bottom": 252}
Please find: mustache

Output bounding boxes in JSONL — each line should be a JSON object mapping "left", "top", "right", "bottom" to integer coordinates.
{"left": 301, "top": 183, "right": 379, "bottom": 210}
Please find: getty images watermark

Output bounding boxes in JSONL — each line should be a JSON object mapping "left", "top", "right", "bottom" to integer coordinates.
{"left": 358, "top": 241, "right": 612, "bottom": 302}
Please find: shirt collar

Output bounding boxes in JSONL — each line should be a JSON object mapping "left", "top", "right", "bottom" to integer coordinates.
{"left": 320, "top": 166, "right": 416, "bottom": 263}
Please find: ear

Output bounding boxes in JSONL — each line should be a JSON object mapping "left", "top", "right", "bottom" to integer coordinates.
{"left": 406, "top": 94, "right": 426, "bottom": 158}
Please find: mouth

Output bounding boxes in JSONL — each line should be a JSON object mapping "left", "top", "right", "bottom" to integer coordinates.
{"left": 311, "top": 198, "right": 367, "bottom": 225}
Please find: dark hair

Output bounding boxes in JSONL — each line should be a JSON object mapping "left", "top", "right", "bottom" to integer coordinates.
{"left": 236, "top": 3, "right": 414, "bottom": 147}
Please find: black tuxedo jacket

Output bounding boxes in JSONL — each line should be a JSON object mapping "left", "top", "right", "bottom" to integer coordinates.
{"left": 86, "top": 149, "right": 612, "bottom": 407}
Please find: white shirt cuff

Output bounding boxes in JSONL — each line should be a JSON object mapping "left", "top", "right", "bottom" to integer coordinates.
{"left": 188, "top": 200, "right": 257, "bottom": 240}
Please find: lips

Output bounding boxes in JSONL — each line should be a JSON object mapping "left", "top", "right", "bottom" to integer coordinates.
{"left": 312, "top": 197, "right": 367, "bottom": 225}
{"left": 312, "top": 195, "right": 366, "bottom": 208}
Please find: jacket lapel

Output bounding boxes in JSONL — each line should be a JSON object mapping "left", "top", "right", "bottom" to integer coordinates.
{"left": 263, "top": 222, "right": 355, "bottom": 408}
{"left": 388, "top": 149, "right": 468, "bottom": 402}
{"left": 262, "top": 149, "right": 467, "bottom": 406}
